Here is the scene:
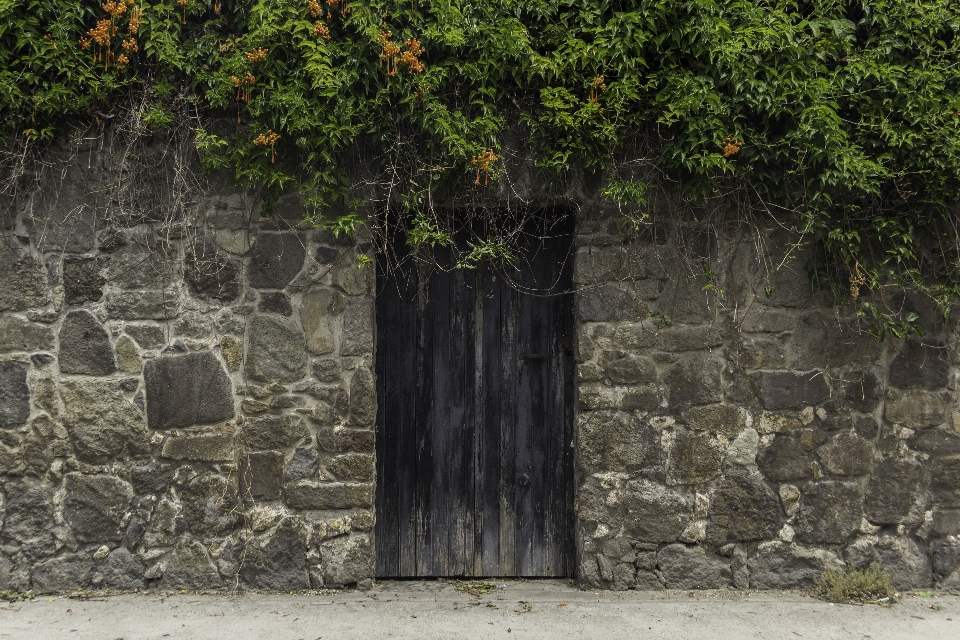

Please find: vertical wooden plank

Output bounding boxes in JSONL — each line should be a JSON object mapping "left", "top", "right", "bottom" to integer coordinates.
{"left": 498, "top": 276, "right": 518, "bottom": 576}
{"left": 480, "top": 266, "right": 502, "bottom": 575}
{"left": 430, "top": 248, "right": 452, "bottom": 577}
{"left": 471, "top": 265, "right": 484, "bottom": 575}
{"left": 397, "top": 257, "right": 419, "bottom": 576}
{"left": 414, "top": 271, "right": 435, "bottom": 576}
{"left": 520, "top": 242, "right": 552, "bottom": 576}
{"left": 446, "top": 267, "right": 473, "bottom": 575}
{"left": 375, "top": 245, "right": 405, "bottom": 577}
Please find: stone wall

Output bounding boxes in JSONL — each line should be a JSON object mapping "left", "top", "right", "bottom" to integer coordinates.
{"left": 2, "top": 141, "right": 959, "bottom": 594}
{"left": 573, "top": 209, "right": 960, "bottom": 591}
{"left": 0, "top": 143, "right": 377, "bottom": 592}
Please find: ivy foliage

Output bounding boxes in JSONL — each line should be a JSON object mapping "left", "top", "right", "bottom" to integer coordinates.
{"left": 2, "top": 0, "right": 960, "bottom": 323}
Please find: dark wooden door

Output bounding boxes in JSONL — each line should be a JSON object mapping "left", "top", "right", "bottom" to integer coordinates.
{"left": 375, "top": 224, "right": 575, "bottom": 577}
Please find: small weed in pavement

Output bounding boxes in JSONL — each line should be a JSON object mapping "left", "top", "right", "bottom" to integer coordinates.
{"left": 0, "top": 590, "right": 35, "bottom": 603}
{"left": 815, "top": 564, "right": 898, "bottom": 605}
{"left": 451, "top": 580, "right": 498, "bottom": 597}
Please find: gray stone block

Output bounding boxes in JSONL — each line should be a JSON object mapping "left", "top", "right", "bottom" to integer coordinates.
{"left": 750, "top": 370, "right": 829, "bottom": 410}
{"left": 158, "top": 539, "right": 223, "bottom": 590}
{"left": 240, "top": 414, "right": 309, "bottom": 450}
{"left": 890, "top": 339, "right": 950, "bottom": 390}
{"left": 748, "top": 542, "right": 844, "bottom": 589}
{"left": 620, "top": 479, "right": 691, "bottom": 543}
{"left": 0, "top": 361, "right": 30, "bottom": 428}
{"left": 161, "top": 430, "right": 235, "bottom": 462}
{"left": 577, "top": 411, "right": 661, "bottom": 475}
{"left": 61, "top": 379, "right": 150, "bottom": 463}
{"left": 63, "top": 473, "right": 134, "bottom": 543}
{"left": 180, "top": 473, "right": 241, "bottom": 536}
{"left": 665, "top": 356, "right": 724, "bottom": 406}
{"left": 817, "top": 432, "right": 874, "bottom": 476}
{"left": 658, "top": 544, "right": 732, "bottom": 589}
{"left": 0, "top": 241, "right": 49, "bottom": 312}
{"left": 96, "top": 547, "right": 145, "bottom": 591}
{"left": 844, "top": 535, "right": 932, "bottom": 590}
{"left": 184, "top": 238, "right": 241, "bottom": 302}
{"left": 63, "top": 256, "right": 107, "bottom": 304}
{"left": 239, "top": 519, "right": 310, "bottom": 590}
{"left": 930, "top": 458, "right": 960, "bottom": 507}
{"left": 0, "top": 316, "right": 54, "bottom": 353}
{"left": 794, "top": 481, "right": 863, "bottom": 544}
{"left": 31, "top": 553, "right": 94, "bottom": 593}
{"left": 144, "top": 352, "right": 235, "bottom": 429}
{"left": 284, "top": 481, "right": 374, "bottom": 510}
{"left": 58, "top": 310, "right": 116, "bottom": 376}
{"left": 240, "top": 450, "right": 285, "bottom": 500}
{"left": 666, "top": 429, "right": 723, "bottom": 485}
{"left": 320, "top": 533, "right": 373, "bottom": 586}
{"left": 706, "top": 468, "right": 783, "bottom": 544}
{"left": 248, "top": 233, "right": 306, "bottom": 289}
{"left": 245, "top": 315, "right": 307, "bottom": 383}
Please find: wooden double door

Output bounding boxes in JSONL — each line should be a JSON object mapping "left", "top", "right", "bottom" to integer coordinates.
{"left": 374, "top": 223, "right": 575, "bottom": 577}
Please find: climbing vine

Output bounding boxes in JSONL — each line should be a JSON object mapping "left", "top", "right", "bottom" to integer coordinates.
{"left": 2, "top": 0, "right": 960, "bottom": 328}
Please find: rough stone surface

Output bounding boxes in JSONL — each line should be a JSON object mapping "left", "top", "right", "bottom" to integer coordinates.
{"left": 844, "top": 535, "right": 932, "bottom": 590}
{"left": 144, "top": 352, "right": 235, "bottom": 429}
{"left": 0, "top": 240, "right": 50, "bottom": 312}
{"left": 748, "top": 542, "right": 845, "bottom": 589}
{"left": 794, "top": 481, "right": 863, "bottom": 544}
{"left": 665, "top": 356, "right": 724, "bottom": 406}
{"left": 32, "top": 553, "right": 95, "bottom": 593}
{"left": 620, "top": 480, "right": 692, "bottom": 543}
{"left": 885, "top": 390, "right": 945, "bottom": 428}
{"left": 817, "top": 432, "right": 874, "bottom": 476}
{"left": 658, "top": 544, "right": 732, "bottom": 589}
{"left": 2, "top": 182, "right": 379, "bottom": 594}
{"left": 184, "top": 238, "right": 241, "bottom": 302}
{"left": 667, "top": 430, "right": 724, "bottom": 485}
{"left": 245, "top": 315, "right": 308, "bottom": 383}
{"left": 161, "top": 430, "right": 235, "bottom": 462}
{"left": 750, "top": 371, "right": 829, "bottom": 410}
{"left": 2, "top": 478, "right": 55, "bottom": 554}
{"left": 96, "top": 547, "right": 145, "bottom": 590}
{"left": 239, "top": 519, "right": 309, "bottom": 590}
{"left": 706, "top": 469, "right": 784, "bottom": 544}
{"left": 577, "top": 283, "right": 645, "bottom": 322}
{"left": 180, "top": 473, "right": 241, "bottom": 536}
{"left": 240, "top": 451, "right": 285, "bottom": 500}
{"left": 285, "top": 446, "right": 320, "bottom": 481}
{"left": 158, "top": 539, "right": 223, "bottom": 590}
{"left": 890, "top": 339, "right": 950, "bottom": 390}
{"left": 63, "top": 473, "right": 134, "bottom": 543}
{"left": 58, "top": 310, "right": 116, "bottom": 375}
{"left": 686, "top": 405, "right": 746, "bottom": 437}
{"left": 863, "top": 457, "right": 925, "bottom": 525}
{"left": 248, "top": 233, "right": 306, "bottom": 289}
{"left": 114, "top": 335, "right": 142, "bottom": 373}
{"left": 578, "top": 411, "right": 661, "bottom": 474}
{"left": 757, "top": 436, "right": 811, "bottom": 482}
{"left": 0, "top": 316, "right": 54, "bottom": 353}
{"left": 835, "top": 367, "right": 885, "bottom": 412}
{"left": 61, "top": 379, "right": 150, "bottom": 463}
{"left": 341, "top": 297, "right": 374, "bottom": 357}
{"left": 930, "top": 458, "right": 960, "bottom": 507}
{"left": 258, "top": 291, "right": 293, "bottom": 315}
{"left": 0, "top": 361, "right": 30, "bottom": 427}
{"left": 321, "top": 534, "right": 374, "bottom": 586}
{"left": 63, "top": 256, "right": 107, "bottom": 304}
{"left": 240, "top": 414, "right": 309, "bottom": 450}
{"left": 284, "top": 481, "right": 374, "bottom": 510}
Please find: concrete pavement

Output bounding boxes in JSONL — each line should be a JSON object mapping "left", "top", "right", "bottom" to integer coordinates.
{"left": 1, "top": 579, "right": 957, "bottom": 640}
